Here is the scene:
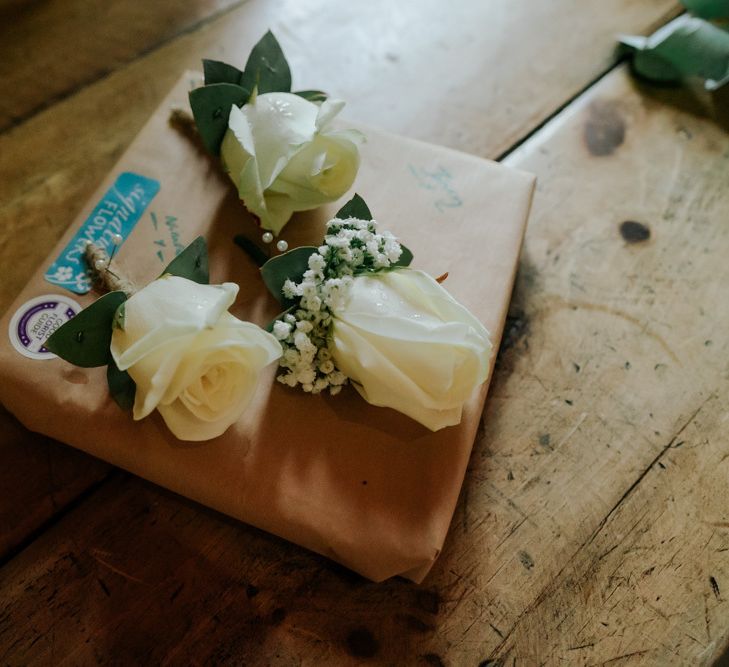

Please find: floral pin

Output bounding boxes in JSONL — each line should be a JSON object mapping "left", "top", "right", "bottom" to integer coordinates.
{"left": 259, "top": 195, "right": 494, "bottom": 431}
{"left": 45, "top": 238, "right": 281, "bottom": 441}
{"left": 187, "top": 31, "right": 364, "bottom": 244}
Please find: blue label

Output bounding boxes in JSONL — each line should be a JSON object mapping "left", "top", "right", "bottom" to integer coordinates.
{"left": 45, "top": 172, "right": 160, "bottom": 294}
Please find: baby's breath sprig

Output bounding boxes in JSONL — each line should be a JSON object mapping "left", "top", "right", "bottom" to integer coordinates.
{"left": 271, "top": 217, "right": 403, "bottom": 395}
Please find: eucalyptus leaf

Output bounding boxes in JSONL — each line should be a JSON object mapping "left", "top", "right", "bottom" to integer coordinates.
{"left": 334, "top": 193, "right": 372, "bottom": 221}
{"left": 621, "top": 40, "right": 682, "bottom": 82}
{"left": 234, "top": 234, "right": 269, "bottom": 268}
{"left": 294, "top": 89, "right": 328, "bottom": 102}
{"left": 393, "top": 244, "right": 414, "bottom": 268}
{"left": 682, "top": 0, "right": 729, "bottom": 19}
{"left": 620, "top": 15, "right": 729, "bottom": 90}
{"left": 45, "top": 291, "right": 127, "bottom": 368}
{"left": 162, "top": 236, "right": 209, "bottom": 284}
{"left": 202, "top": 59, "right": 245, "bottom": 86}
{"left": 261, "top": 246, "right": 317, "bottom": 304}
{"left": 107, "top": 358, "right": 136, "bottom": 411}
{"left": 240, "top": 30, "right": 292, "bottom": 95}
{"left": 189, "top": 83, "right": 250, "bottom": 155}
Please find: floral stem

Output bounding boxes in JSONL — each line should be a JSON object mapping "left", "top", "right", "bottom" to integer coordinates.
{"left": 84, "top": 243, "right": 136, "bottom": 296}
{"left": 233, "top": 235, "right": 269, "bottom": 268}
{"left": 169, "top": 108, "right": 270, "bottom": 267}
{"left": 168, "top": 107, "right": 209, "bottom": 155}
{"left": 168, "top": 107, "right": 196, "bottom": 131}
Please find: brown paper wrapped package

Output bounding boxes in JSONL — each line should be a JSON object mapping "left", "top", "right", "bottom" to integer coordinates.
{"left": 0, "top": 75, "right": 535, "bottom": 582}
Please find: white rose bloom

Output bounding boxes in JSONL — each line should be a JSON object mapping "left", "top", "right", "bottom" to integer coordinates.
{"left": 110, "top": 275, "right": 281, "bottom": 441}
{"left": 220, "top": 92, "right": 363, "bottom": 235}
{"left": 330, "top": 269, "right": 492, "bottom": 431}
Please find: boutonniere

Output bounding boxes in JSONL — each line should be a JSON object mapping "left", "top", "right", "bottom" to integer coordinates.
{"left": 45, "top": 239, "right": 281, "bottom": 441}
{"left": 188, "top": 31, "right": 364, "bottom": 242}
{"left": 259, "top": 195, "right": 493, "bottom": 431}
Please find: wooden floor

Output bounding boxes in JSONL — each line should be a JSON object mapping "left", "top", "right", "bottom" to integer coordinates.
{"left": 1, "top": 1, "right": 728, "bottom": 664}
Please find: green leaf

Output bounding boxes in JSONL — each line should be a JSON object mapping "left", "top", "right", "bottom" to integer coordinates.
{"left": 682, "top": 0, "right": 729, "bottom": 20}
{"left": 240, "top": 30, "right": 292, "bottom": 94}
{"left": 234, "top": 234, "right": 269, "bottom": 268}
{"left": 620, "top": 15, "right": 729, "bottom": 90}
{"left": 202, "top": 59, "right": 245, "bottom": 85}
{"left": 334, "top": 193, "right": 372, "bottom": 221}
{"left": 107, "top": 358, "right": 136, "bottom": 411}
{"left": 625, "top": 47, "right": 682, "bottom": 82}
{"left": 45, "top": 291, "right": 127, "bottom": 368}
{"left": 393, "top": 244, "right": 414, "bottom": 268}
{"left": 189, "top": 83, "right": 250, "bottom": 155}
{"left": 260, "top": 246, "right": 317, "bottom": 304}
{"left": 294, "top": 89, "right": 328, "bottom": 102}
{"left": 162, "top": 236, "right": 209, "bottom": 284}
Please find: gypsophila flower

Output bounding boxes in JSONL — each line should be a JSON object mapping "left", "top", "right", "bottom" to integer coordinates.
{"left": 272, "top": 320, "right": 292, "bottom": 340}
{"left": 282, "top": 280, "right": 300, "bottom": 300}
{"left": 273, "top": 216, "right": 403, "bottom": 395}
{"left": 283, "top": 349, "right": 299, "bottom": 365}
{"left": 308, "top": 253, "right": 326, "bottom": 272}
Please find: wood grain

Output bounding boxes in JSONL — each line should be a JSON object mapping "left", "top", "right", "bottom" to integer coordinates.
{"left": 487, "top": 71, "right": 729, "bottom": 665}
{"left": 1, "top": 65, "right": 728, "bottom": 664}
{"left": 0, "top": 0, "right": 680, "bottom": 566}
{"left": 0, "top": 0, "right": 244, "bottom": 129}
{"left": 0, "top": 407, "right": 109, "bottom": 559}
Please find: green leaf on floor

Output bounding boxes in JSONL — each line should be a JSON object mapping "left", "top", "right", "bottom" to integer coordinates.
{"left": 681, "top": 0, "right": 729, "bottom": 20}
{"left": 620, "top": 15, "right": 729, "bottom": 90}
{"left": 189, "top": 82, "right": 250, "bottom": 155}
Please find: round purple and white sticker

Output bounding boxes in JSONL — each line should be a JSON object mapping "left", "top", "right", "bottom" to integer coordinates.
{"left": 8, "top": 294, "right": 82, "bottom": 360}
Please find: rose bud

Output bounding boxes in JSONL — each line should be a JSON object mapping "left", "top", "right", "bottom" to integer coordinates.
{"left": 110, "top": 275, "right": 281, "bottom": 441}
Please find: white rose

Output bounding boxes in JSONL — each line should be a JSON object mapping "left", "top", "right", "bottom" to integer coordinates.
{"left": 220, "top": 92, "right": 363, "bottom": 235}
{"left": 110, "top": 275, "right": 281, "bottom": 441}
{"left": 330, "top": 269, "right": 492, "bottom": 431}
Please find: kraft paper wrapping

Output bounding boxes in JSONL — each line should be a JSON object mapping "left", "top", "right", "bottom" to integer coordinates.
{"left": 0, "top": 75, "right": 535, "bottom": 582}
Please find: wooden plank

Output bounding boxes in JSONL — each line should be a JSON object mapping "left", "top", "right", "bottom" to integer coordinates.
{"left": 1, "top": 66, "right": 728, "bottom": 664}
{"left": 0, "top": 475, "right": 420, "bottom": 666}
{"left": 489, "top": 394, "right": 729, "bottom": 664}
{"left": 0, "top": 0, "right": 680, "bottom": 564}
{"left": 484, "top": 73, "right": 729, "bottom": 665}
{"left": 0, "top": 0, "right": 244, "bottom": 129}
{"left": 0, "top": 407, "right": 109, "bottom": 559}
